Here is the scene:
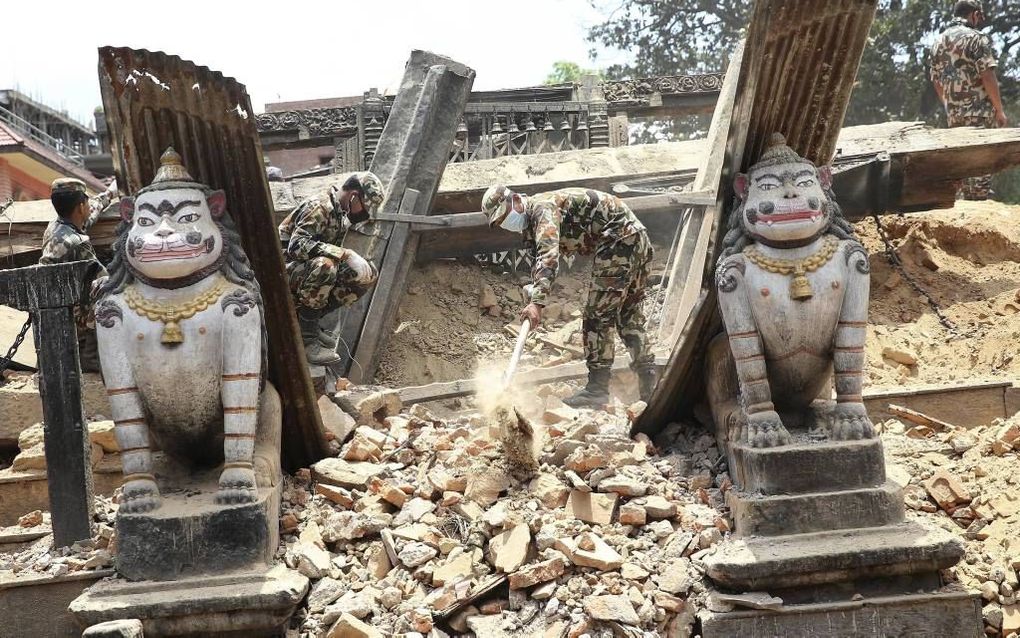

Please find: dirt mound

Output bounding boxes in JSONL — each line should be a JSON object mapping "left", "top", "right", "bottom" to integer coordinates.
{"left": 856, "top": 200, "right": 1020, "bottom": 388}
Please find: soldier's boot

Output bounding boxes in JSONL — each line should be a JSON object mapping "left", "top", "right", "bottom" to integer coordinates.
{"left": 564, "top": 368, "right": 611, "bottom": 409}
{"left": 316, "top": 302, "right": 343, "bottom": 349}
{"left": 636, "top": 365, "right": 659, "bottom": 403}
{"left": 299, "top": 308, "right": 342, "bottom": 366}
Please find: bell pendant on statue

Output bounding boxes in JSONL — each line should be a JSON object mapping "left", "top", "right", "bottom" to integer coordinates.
{"left": 161, "top": 320, "right": 184, "bottom": 344}
{"left": 790, "top": 269, "right": 813, "bottom": 301}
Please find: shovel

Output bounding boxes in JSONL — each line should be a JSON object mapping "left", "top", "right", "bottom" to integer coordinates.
{"left": 502, "top": 318, "right": 531, "bottom": 388}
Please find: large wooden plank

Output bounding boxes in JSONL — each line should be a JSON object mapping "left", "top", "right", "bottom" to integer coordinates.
{"left": 32, "top": 306, "right": 94, "bottom": 546}
{"left": 338, "top": 51, "right": 476, "bottom": 383}
{"left": 97, "top": 47, "right": 327, "bottom": 470}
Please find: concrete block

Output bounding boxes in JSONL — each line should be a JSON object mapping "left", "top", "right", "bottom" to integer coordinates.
{"left": 700, "top": 590, "right": 982, "bottom": 638}
{"left": 71, "top": 565, "right": 307, "bottom": 637}
{"left": 115, "top": 481, "right": 280, "bottom": 582}
{"left": 729, "top": 481, "right": 905, "bottom": 536}
{"left": 729, "top": 438, "right": 886, "bottom": 495}
{"left": 703, "top": 520, "right": 965, "bottom": 590}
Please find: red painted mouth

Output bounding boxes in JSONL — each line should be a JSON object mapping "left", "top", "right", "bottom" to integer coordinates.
{"left": 136, "top": 243, "right": 210, "bottom": 262}
{"left": 756, "top": 210, "right": 821, "bottom": 224}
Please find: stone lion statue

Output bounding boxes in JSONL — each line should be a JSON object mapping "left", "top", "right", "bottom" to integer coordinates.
{"left": 94, "top": 148, "right": 281, "bottom": 512}
{"left": 706, "top": 134, "right": 875, "bottom": 448}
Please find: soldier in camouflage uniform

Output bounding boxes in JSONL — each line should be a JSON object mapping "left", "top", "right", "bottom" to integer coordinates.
{"left": 482, "top": 185, "right": 657, "bottom": 408}
{"left": 40, "top": 177, "right": 117, "bottom": 372}
{"left": 930, "top": 0, "right": 1008, "bottom": 199}
{"left": 279, "top": 171, "right": 384, "bottom": 365}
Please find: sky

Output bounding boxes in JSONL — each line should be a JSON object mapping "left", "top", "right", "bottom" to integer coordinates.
{"left": 1, "top": 0, "right": 628, "bottom": 129}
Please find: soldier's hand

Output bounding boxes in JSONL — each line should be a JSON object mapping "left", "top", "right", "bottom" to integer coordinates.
{"left": 520, "top": 303, "right": 542, "bottom": 328}
{"left": 996, "top": 111, "right": 1009, "bottom": 128}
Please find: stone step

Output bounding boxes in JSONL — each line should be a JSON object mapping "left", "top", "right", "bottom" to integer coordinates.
{"left": 703, "top": 520, "right": 965, "bottom": 590}
{"left": 70, "top": 565, "right": 308, "bottom": 636}
{"left": 729, "top": 438, "right": 886, "bottom": 495}
{"left": 115, "top": 481, "right": 281, "bottom": 582}
{"left": 700, "top": 589, "right": 982, "bottom": 638}
{"left": 729, "top": 481, "right": 904, "bottom": 537}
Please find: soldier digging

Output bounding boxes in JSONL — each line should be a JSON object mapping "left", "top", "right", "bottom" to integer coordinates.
{"left": 41, "top": 177, "right": 117, "bottom": 372}
{"left": 482, "top": 185, "right": 657, "bottom": 408}
{"left": 930, "top": 0, "right": 1008, "bottom": 199}
{"left": 279, "top": 171, "right": 384, "bottom": 365}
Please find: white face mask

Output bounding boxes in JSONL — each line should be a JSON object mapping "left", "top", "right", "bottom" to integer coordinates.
{"left": 499, "top": 196, "right": 528, "bottom": 233}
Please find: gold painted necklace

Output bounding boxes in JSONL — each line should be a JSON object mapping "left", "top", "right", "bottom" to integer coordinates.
{"left": 124, "top": 276, "right": 227, "bottom": 344}
{"left": 743, "top": 235, "right": 839, "bottom": 301}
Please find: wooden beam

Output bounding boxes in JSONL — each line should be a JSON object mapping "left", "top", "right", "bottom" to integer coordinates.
{"left": 97, "top": 47, "right": 328, "bottom": 470}
{"left": 0, "top": 261, "right": 96, "bottom": 547}
{"left": 337, "top": 51, "right": 476, "bottom": 383}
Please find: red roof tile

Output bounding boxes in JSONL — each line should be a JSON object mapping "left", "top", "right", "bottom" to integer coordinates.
{"left": 0, "top": 121, "right": 24, "bottom": 147}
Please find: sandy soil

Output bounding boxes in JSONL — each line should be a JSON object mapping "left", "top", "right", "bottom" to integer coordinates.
{"left": 374, "top": 200, "right": 1020, "bottom": 395}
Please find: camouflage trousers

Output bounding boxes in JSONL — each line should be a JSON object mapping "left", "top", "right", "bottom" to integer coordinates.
{"left": 583, "top": 230, "right": 654, "bottom": 371}
{"left": 286, "top": 255, "right": 377, "bottom": 311}
{"left": 948, "top": 112, "right": 995, "bottom": 199}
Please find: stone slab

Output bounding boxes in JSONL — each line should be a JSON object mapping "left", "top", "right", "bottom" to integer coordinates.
{"left": 70, "top": 565, "right": 308, "bottom": 637}
{"left": 0, "top": 469, "right": 123, "bottom": 527}
{"left": 115, "top": 482, "right": 280, "bottom": 582}
{"left": 729, "top": 481, "right": 904, "bottom": 536}
{"left": 730, "top": 438, "right": 886, "bottom": 495}
{"left": 700, "top": 590, "right": 982, "bottom": 638}
{"left": 703, "top": 521, "right": 964, "bottom": 590}
{"left": 0, "top": 569, "right": 113, "bottom": 638}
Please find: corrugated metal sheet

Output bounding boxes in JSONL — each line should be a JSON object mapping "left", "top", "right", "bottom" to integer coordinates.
{"left": 97, "top": 47, "right": 327, "bottom": 469}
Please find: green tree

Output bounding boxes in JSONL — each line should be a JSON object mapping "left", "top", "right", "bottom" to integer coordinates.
{"left": 544, "top": 61, "right": 605, "bottom": 85}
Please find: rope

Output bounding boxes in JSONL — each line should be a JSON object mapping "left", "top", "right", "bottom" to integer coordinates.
{"left": 870, "top": 212, "right": 956, "bottom": 332}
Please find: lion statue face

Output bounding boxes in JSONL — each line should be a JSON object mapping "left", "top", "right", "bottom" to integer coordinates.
{"left": 735, "top": 159, "right": 833, "bottom": 245}
{"left": 120, "top": 187, "right": 226, "bottom": 280}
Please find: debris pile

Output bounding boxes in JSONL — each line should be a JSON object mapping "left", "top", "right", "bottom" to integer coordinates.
{"left": 880, "top": 413, "right": 1020, "bottom": 637}
{"left": 280, "top": 387, "right": 729, "bottom": 636}
{"left": 0, "top": 496, "right": 117, "bottom": 581}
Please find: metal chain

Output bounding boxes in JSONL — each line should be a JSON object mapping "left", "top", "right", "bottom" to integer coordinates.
{"left": 0, "top": 316, "right": 32, "bottom": 380}
{"left": 869, "top": 213, "right": 956, "bottom": 332}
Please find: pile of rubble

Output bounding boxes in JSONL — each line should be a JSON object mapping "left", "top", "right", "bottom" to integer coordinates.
{"left": 881, "top": 413, "right": 1020, "bottom": 637}
{"left": 0, "top": 497, "right": 117, "bottom": 581}
{"left": 281, "top": 386, "right": 729, "bottom": 637}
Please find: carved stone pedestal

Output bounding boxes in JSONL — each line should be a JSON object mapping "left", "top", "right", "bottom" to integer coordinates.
{"left": 701, "top": 435, "right": 980, "bottom": 637}
{"left": 115, "top": 481, "right": 281, "bottom": 582}
{"left": 70, "top": 565, "right": 308, "bottom": 637}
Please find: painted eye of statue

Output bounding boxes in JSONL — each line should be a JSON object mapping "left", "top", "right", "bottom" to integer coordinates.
{"left": 136, "top": 217, "right": 155, "bottom": 227}
{"left": 177, "top": 213, "right": 200, "bottom": 223}
{"left": 758, "top": 182, "right": 778, "bottom": 191}
{"left": 796, "top": 179, "right": 816, "bottom": 187}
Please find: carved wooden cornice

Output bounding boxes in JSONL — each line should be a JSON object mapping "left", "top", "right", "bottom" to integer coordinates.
{"left": 601, "top": 73, "right": 725, "bottom": 105}
{"left": 255, "top": 107, "right": 358, "bottom": 136}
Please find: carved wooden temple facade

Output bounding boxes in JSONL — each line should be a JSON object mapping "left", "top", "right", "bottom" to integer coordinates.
{"left": 256, "top": 73, "right": 725, "bottom": 178}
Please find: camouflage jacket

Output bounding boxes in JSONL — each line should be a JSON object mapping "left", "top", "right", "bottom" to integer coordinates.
{"left": 278, "top": 192, "right": 348, "bottom": 263}
{"left": 930, "top": 17, "right": 998, "bottom": 119}
{"left": 522, "top": 188, "right": 645, "bottom": 305}
{"left": 39, "top": 191, "right": 111, "bottom": 268}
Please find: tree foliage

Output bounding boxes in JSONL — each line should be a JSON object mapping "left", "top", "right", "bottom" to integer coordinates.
{"left": 587, "top": 0, "right": 1020, "bottom": 125}
{"left": 544, "top": 61, "right": 605, "bottom": 85}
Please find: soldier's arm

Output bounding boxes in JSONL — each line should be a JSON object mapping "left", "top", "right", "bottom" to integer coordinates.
{"left": 982, "top": 70, "right": 1007, "bottom": 125}
{"left": 529, "top": 205, "right": 561, "bottom": 306}
{"left": 286, "top": 199, "right": 341, "bottom": 262}
{"left": 83, "top": 192, "right": 112, "bottom": 232}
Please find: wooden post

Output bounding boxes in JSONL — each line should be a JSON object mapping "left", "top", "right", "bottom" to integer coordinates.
{"left": 0, "top": 261, "right": 95, "bottom": 546}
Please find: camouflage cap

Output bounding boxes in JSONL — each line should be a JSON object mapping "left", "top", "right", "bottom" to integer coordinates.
{"left": 348, "top": 171, "right": 385, "bottom": 215}
{"left": 51, "top": 177, "right": 88, "bottom": 196}
{"left": 482, "top": 184, "right": 513, "bottom": 226}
